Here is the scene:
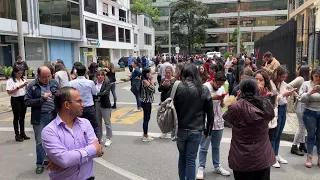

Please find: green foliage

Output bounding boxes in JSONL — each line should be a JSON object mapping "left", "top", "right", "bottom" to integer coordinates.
{"left": 131, "top": 0, "right": 159, "bottom": 21}
{"left": 0, "top": 66, "right": 13, "bottom": 79}
{"left": 228, "top": 29, "right": 245, "bottom": 53}
{"left": 170, "top": 0, "right": 212, "bottom": 54}
{"left": 224, "top": 52, "right": 233, "bottom": 59}
{"left": 27, "top": 67, "right": 33, "bottom": 76}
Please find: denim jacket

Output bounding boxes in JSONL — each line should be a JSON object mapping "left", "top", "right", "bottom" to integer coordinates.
{"left": 24, "top": 79, "right": 59, "bottom": 125}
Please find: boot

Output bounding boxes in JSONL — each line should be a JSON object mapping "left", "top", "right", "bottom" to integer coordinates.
{"left": 20, "top": 132, "right": 30, "bottom": 140}
{"left": 112, "top": 103, "right": 117, "bottom": 109}
{"left": 291, "top": 145, "right": 304, "bottom": 156}
{"left": 15, "top": 135, "right": 24, "bottom": 142}
{"left": 299, "top": 143, "right": 307, "bottom": 153}
{"left": 306, "top": 154, "right": 313, "bottom": 168}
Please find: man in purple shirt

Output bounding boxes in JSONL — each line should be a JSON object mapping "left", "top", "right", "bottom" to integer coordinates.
{"left": 42, "top": 87, "right": 104, "bottom": 180}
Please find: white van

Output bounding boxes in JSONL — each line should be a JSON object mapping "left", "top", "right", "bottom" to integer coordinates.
{"left": 206, "top": 51, "right": 221, "bottom": 59}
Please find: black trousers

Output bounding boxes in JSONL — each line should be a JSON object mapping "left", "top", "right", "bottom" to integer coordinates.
{"left": 81, "top": 106, "right": 99, "bottom": 137}
{"left": 141, "top": 102, "right": 152, "bottom": 135}
{"left": 11, "top": 96, "right": 27, "bottom": 135}
{"left": 233, "top": 168, "right": 270, "bottom": 180}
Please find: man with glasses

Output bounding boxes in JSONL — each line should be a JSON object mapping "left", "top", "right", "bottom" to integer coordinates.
{"left": 41, "top": 87, "right": 103, "bottom": 180}
{"left": 68, "top": 65, "right": 99, "bottom": 141}
{"left": 25, "top": 66, "right": 59, "bottom": 174}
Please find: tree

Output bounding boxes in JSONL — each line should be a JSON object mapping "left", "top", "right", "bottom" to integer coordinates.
{"left": 170, "top": 0, "right": 211, "bottom": 54}
{"left": 228, "top": 29, "right": 245, "bottom": 53}
{"left": 131, "top": 0, "right": 159, "bottom": 21}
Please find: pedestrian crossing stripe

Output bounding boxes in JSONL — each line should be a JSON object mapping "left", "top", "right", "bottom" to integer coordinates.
{"left": 0, "top": 108, "right": 156, "bottom": 124}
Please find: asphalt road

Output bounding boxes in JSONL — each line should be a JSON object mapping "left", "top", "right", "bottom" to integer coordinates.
{"left": 0, "top": 79, "right": 319, "bottom": 180}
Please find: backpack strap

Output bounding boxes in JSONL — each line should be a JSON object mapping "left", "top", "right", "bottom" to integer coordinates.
{"left": 170, "top": 80, "right": 181, "bottom": 99}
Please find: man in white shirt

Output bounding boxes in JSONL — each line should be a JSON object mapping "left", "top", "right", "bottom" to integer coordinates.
{"left": 196, "top": 71, "right": 230, "bottom": 179}
{"left": 68, "top": 65, "right": 99, "bottom": 140}
{"left": 159, "top": 58, "right": 174, "bottom": 80}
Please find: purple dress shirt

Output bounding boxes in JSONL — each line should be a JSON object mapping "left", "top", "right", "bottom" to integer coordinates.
{"left": 41, "top": 115, "right": 98, "bottom": 180}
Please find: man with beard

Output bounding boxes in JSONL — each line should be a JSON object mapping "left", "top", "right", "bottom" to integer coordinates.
{"left": 41, "top": 87, "right": 103, "bottom": 180}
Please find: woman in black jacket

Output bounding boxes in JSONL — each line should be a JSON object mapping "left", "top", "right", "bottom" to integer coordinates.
{"left": 94, "top": 70, "right": 113, "bottom": 147}
{"left": 174, "top": 63, "right": 214, "bottom": 180}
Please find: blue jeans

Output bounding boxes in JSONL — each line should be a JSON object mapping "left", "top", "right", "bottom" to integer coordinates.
{"left": 303, "top": 109, "right": 320, "bottom": 155}
{"left": 271, "top": 104, "right": 287, "bottom": 155}
{"left": 176, "top": 130, "right": 202, "bottom": 180}
{"left": 131, "top": 79, "right": 141, "bottom": 109}
{"left": 110, "top": 83, "right": 117, "bottom": 104}
{"left": 227, "top": 73, "right": 233, "bottom": 95}
{"left": 33, "top": 112, "right": 55, "bottom": 167}
{"left": 199, "top": 130, "right": 223, "bottom": 168}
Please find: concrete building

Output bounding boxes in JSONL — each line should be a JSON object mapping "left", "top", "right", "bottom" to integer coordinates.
{"left": 0, "top": 0, "right": 155, "bottom": 70}
{"left": 153, "top": 0, "right": 288, "bottom": 54}
{"left": 288, "top": 0, "right": 320, "bottom": 64}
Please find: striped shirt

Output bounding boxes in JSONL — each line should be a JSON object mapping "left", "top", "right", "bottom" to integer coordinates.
{"left": 140, "top": 83, "right": 155, "bottom": 103}
{"left": 40, "top": 84, "right": 55, "bottom": 113}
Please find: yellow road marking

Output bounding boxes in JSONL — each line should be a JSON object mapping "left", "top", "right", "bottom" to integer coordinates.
{"left": 1, "top": 108, "right": 156, "bottom": 125}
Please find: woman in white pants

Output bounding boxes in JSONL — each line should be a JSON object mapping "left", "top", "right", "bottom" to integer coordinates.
{"left": 94, "top": 70, "right": 113, "bottom": 147}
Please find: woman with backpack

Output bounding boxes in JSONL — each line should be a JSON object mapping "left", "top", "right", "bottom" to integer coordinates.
{"left": 140, "top": 68, "right": 156, "bottom": 142}
{"left": 131, "top": 60, "right": 142, "bottom": 112}
{"left": 174, "top": 63, "right": 213, "bottom": 180}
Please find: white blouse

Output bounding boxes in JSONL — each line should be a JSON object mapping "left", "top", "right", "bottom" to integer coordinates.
{"left": 6, "top": 78, "right": 27, "bottom": 97}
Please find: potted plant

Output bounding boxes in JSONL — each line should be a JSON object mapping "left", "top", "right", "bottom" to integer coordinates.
{"left": 0, "top": 66, "right": 13, "bottom": 79}
{"left": 27, "top": 67, "right": 34, "bottom": 78}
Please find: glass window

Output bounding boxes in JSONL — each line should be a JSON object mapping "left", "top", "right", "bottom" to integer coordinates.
{"left": 25, "top": 41, "right": 44, "bottom": 61}
{"left": 118, "top": 27, "right": 124, "bottom": 42}
{"left": 132, "top": 13, "right": 137, "bottom": 24}
{"left": 213, "top": 16, "right": 287, "bottom": 28}
{"left": 0, "top": 0, "right": 27, "bottom": 21}
{"left": 86, "top": 20, "right": 98, "bottom": 39}
{"left": 119, "top": 9, "right": 126, "bottom": 22}
{"left": 125, "top": 29, "right": 131, "bottom": 43}
{"left": 84, "top": 0, "right": 96, "bottom": 14}
{"left": 103, "top": 3, "right": 108, "bottom": 16}
{"left": 134, "top": 34, "right": 138, "bottom": 44}
{"left": 102, "top": 24, "right": 116, "bottom": 41}
{"left": 207, "top": 1, "right": 287, "bottom": 14}
{"left": 70, "top": 2, "right": 80, "bottom": 29}
{"left": 61, "top": 1, "right": 71, "bottom": 28}
{"left": 39, "top": 0, "right": 80, "bottom": 29}
{"left": 112, "top": 6, "right": 115, "bottom": 15}
{"left": 158, "top": 7, "right": 169, "bottom": 16}
{"left": 144, "top": 33, "right": 151, "bottom": 45}
{"left": 155, "top": 21, "right": 168, "bottom": 31}
{"left": 298, "top": 0, "right": 304, "bottom": 7}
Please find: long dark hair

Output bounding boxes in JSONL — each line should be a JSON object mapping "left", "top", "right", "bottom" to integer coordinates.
{"left": 271, "top": 65, "right": 288, "bottom": 91}
{"left": 140, "top": 68, "right": 151, "bottom": 94}
{"left": 56, "top": 59, "right": 65, "bottom": 67}
{"left": 239, "top": 77, "right": 265, "bottom": 111}
{"left": 11, "top": 66, "right": 24, "bottom": 82}
{"left": 298, "top": 65, "right": 310, "bottom": 81}
{"left": 71, "top": 62, "right": 82, "bottom": 74}
{"left": 199, "top": 65, "right": 208, "bottom": 83}
{"left": 254, "top": 70, "right": 272, "bottom": 91}
{"left": 55, "top": 63, "right": 70, "bottom": 81}
{"left": 180, "top": 63, "right": 204, "bottom": 97}
{"left": 244, "top": 57, "right": 254, "bottom": 70}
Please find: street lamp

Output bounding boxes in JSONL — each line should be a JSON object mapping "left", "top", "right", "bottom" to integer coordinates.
{"left": 237, "top": 0, "right": 241, "bottom": 55}
{"left": 168, "top": 0, "right": 176, "bottom": 55}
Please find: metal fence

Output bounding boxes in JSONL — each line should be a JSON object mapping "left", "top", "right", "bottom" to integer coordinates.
{"left": 254, "top": 19, "right": 297, "bottom": 81}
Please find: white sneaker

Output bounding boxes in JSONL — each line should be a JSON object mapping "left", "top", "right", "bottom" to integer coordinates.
{"left": 159, "top": 133, "right": 168, "bottom": 139}
{"left": 213, "top": 166, "right": 231, "bottom": 176}
{"left": 142, "top": 136, "right": 154, "bottom": 142}
{"left": 104, "top": 139, "right": 112, "bottom": 147}
{"left": 277, "top": 155, "right": 288, "bottom": 164}
{"left": 272, "top": 161, "right": 281, "bottom": 168}
{"left": 133, "top": 108, "right": 142, "bottom": 112}
{"left": 196, "top": 167, "right": 204, "bottom": 179}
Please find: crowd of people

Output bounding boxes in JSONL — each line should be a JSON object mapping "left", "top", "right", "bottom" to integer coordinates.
{"left": 4, "top": 51, "right": 320, "bottom": 180}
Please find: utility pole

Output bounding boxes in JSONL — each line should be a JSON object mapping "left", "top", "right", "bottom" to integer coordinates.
{"left": 15, "top": 0, "right": 25, "bottom": 61}
{"left": 168, "top": 7, "right": 171, "bottom": 56}
{"left": 237, "top": 0, "right": 241, "bottom": 55}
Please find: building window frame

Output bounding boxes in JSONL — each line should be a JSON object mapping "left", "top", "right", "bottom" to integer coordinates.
{"left": 85, "top": 20, "right": 99, "bottom": 39}
{"left": 84, "top": 0, "right": 97, "bottom": 14}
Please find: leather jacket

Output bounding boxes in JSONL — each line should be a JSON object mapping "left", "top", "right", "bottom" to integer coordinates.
{"left": 173, "top": 79, "right": 214, "bottom": 136}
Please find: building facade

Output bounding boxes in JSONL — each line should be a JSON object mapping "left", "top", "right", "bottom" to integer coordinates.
{"left": 0, "top": 0, "right": 155, "bottom": 71}
{"left": 288, "top": 0, "right": 320, "bottom": 65}
{"left": 153, "top": 0, "right": 288, "bottom": 54}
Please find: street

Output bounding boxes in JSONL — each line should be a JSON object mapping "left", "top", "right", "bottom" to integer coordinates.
{"left": 0, "top": 80, "right": 319, "bottom": 180}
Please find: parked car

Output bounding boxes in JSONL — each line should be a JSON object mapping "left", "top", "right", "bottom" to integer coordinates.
{"left": 118, "top": 57, "right": 129, "bottom": 67}
{"left": 206, "top": 51, "right": 221, "bottom": 59}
